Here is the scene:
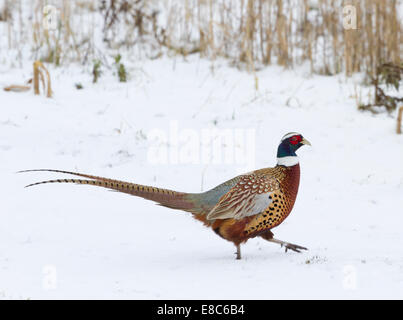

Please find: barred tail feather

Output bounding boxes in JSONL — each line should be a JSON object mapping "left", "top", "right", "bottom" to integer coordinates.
{"left": 20, "top": 169, "right": 198, "bottom": 213}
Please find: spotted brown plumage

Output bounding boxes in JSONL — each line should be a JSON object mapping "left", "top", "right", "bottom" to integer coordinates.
{"left": 243, "top": 164, "right": 300, "bottom": 236}
{"left": 21, "top": 132, "right": 311, "bottom": 259}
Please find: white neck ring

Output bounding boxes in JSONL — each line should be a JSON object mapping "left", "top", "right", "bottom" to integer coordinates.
{"left": 277, "top": 156, "right": 299, "bottom": 167}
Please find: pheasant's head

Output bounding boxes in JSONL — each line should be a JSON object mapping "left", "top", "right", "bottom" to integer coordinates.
{"left": 276, "top": 132, "right": 311, "bottom": 167}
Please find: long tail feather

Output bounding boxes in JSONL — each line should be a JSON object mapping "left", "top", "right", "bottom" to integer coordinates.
{"left": 20, "top": 169, "right": 198, "bottom": 213}
{"left": 18, "top": 169, "right": 120, "bottom": 183}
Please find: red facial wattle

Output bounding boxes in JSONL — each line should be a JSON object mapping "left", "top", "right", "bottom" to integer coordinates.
{"left": 290, "top": 135, "right": 302, "bottom": 145}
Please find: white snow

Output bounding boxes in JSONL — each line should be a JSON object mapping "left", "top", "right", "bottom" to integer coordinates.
{"left": 1, "top": 56, "right": 403, "bottom": 299}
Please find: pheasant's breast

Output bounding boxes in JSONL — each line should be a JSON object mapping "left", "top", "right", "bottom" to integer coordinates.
{"left": 242, "top": 164, "right": 301, "bottom": 238}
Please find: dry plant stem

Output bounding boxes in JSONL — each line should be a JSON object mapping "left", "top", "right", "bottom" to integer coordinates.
{"left": 33, "top": 61, "right": 53, "bottom": 98}
{"left": 33, "top": 61, "right": 40, "bottom": 95}
{"left": 3, "top": 85, "right": 30, "bottom": 92}
{"left": 4, "top": 1, "right": 402, "bottom": 75}
{"left": 398, "top": 106, "right": 403, "bottom": 134}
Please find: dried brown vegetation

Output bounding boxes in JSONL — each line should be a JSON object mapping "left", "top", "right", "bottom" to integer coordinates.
{"left": 1, "top": 0, "right": 402, "bottom": 76}
{"left": 397, "top": 106, "right": 403, "bottom": 134}
{"left": 95, "top": 0, "right": 402, "bottom": 76}
{"left": 33, "top": 60, "right": 53, "bottom": 98}
{"left": 359, "top": 62, "right": 403, "bottom": 113}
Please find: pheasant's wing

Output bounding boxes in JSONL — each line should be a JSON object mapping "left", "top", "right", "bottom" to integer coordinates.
{"left": 206, "top": 172, "right": 280, "bottom": 220}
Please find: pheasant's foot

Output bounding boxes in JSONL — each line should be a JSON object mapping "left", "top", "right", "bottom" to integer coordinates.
{"left": 269, "top": 238, "right": 307, "bottom": 253}
{"left": 282, "top": 243, "right": 307, "bottom": 253}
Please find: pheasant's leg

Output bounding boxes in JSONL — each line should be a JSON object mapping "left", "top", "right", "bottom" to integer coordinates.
{"left": 260, "top": 230, "right": 307, "bottom": 253}
{"left": 268, "top": 238, "right": 308, "bottom": 253}
{"left": 235, "top": 244, "right": 241, "bottom": 260}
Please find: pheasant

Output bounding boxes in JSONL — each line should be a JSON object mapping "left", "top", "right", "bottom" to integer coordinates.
{"left": 21, "top": 132, "right": 311, "bottom": 259}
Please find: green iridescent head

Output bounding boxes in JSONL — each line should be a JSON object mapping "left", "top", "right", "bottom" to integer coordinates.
{"left": 277, "top": 132, "right": 311, "bottom": 162}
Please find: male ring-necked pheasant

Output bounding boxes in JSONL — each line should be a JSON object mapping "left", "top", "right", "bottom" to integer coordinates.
{"left": 22, "top": 132, "right": 311, "bottom": 259}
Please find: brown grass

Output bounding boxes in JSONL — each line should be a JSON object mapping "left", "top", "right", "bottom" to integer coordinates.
{"left": 149, "top": 0, "right": 402, "bottom": 76}
{"left": 2, "top": 0, "right": 402, "bottom": 76}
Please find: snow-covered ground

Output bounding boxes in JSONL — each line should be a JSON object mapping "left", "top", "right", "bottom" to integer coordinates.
{"left": 1, "top": 57, "right": 403, "bottom": 299}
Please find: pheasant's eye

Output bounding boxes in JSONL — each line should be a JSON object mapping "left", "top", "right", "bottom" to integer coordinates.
{"left": 290, "top": 135, "right": 302, "bottom": 145}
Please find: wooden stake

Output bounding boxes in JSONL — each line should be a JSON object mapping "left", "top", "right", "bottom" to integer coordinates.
{"left": 397, "top": 106, "right": 403, "bottom": 134}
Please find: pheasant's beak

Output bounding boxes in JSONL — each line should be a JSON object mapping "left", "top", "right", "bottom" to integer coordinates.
{"left": 301, "top": 138, "right": 312, "bottom": 146}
